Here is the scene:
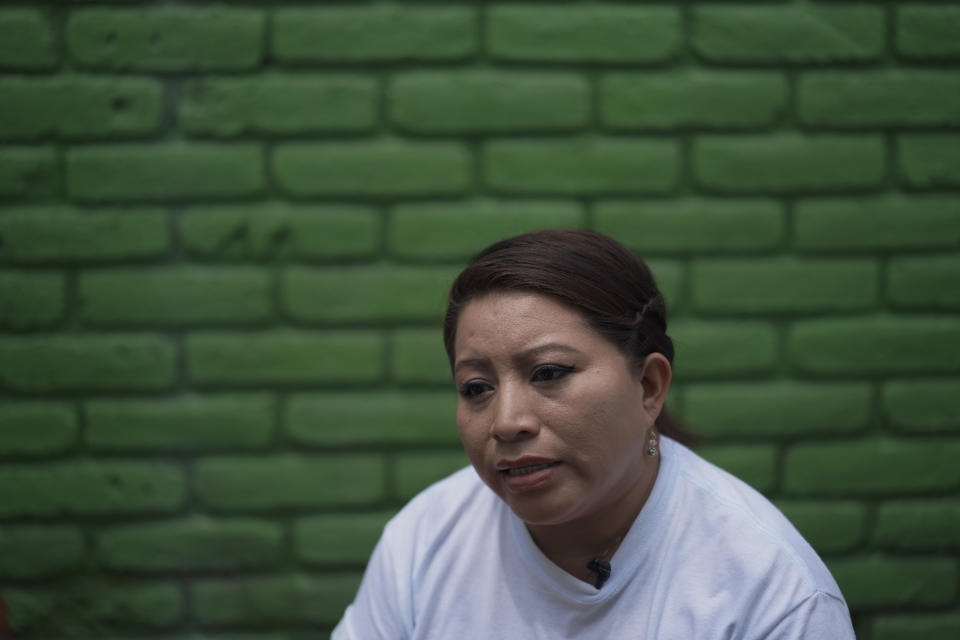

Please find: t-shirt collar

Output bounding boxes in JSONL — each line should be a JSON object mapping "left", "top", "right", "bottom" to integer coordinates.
{"left": 504, "top": 437, "right": 680, "bottom": 604}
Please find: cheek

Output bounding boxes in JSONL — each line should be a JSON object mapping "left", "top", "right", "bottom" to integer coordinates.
{"left": 553, "top": 382, "right": 641, "bottom": 453}
{"left": 456, "top": 407, "right": 485, "bottom": 456}
{"left": 457, "top": 409, "right": 501, "bottom": 488}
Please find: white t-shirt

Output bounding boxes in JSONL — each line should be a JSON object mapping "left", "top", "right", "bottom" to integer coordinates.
{"left": 333, "top": 437, "right": 855, "bottom": 639}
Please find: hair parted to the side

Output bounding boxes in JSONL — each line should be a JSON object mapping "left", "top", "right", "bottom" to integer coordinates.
{"left": 443, "top": 228, "right": 697, "bottom": 448}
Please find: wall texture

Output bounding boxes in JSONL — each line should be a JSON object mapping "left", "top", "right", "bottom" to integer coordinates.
{"left": 1, "top": 1, "right": 959, "bottom": 638}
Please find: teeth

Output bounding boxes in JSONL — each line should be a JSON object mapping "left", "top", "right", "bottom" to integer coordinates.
{"left": 507, "top": 463, "right": 552, "bottom": 476}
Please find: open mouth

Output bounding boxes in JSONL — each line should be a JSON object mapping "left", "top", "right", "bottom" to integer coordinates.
{"left": 504, "top": 462, "right": 558, "bottom": 476}
{"left": 498, "top": 460, "right": 561, "bottom": 493}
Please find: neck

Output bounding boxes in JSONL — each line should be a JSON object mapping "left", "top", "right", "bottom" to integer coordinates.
{"left": 526, "top": 453, "right": 660, "bottom": 587}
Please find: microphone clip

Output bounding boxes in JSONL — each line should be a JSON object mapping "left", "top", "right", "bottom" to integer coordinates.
{"left": 586, "top": 558, "right": 611, "bottom": 589}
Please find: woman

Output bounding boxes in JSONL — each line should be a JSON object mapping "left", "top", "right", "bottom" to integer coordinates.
{"left": 333, "top": 229, "right": 855, "bottom": 639}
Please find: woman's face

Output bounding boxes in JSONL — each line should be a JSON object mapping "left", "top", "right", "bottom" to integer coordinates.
{"left": 453, "top": 291, "right": 665, "bottom": 528}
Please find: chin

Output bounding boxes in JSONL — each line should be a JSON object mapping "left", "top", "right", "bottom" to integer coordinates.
{"left": 502, "top": 489, "right": 583, "bottom": 527}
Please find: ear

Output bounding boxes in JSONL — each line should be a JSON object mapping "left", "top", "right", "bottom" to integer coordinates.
{"left": 638, "top": 352, "right": 672, "bottom": 419}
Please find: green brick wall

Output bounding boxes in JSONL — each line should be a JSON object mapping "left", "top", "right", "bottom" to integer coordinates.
{"left": 0, "top": 1, "right": 958, "bottom": 638}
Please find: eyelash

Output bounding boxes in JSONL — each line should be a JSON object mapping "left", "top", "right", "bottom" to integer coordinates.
{"left": 458, "top": 364, "right": 575, "bottom": 399}
{"left": 531, "top": 364, "right": 575, "bottom": 383}
{"left": 458, "top": 381, "right": 492, "bottom": 399}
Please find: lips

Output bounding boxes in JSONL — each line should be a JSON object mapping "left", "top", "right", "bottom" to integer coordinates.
{"left": 505, "top": 462, "right": 554, "bottom": 476}
{"left": 496, "top": 456, "right": 560, "bottom": 493}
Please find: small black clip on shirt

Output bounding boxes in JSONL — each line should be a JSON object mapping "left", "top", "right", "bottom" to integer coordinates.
{"left": 586, "top": 558, "right": 611, "bottom": 590}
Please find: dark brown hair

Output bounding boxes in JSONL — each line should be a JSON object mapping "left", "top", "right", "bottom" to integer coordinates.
{"left": 443, "top": 228, "right": 696, "bottom": 447}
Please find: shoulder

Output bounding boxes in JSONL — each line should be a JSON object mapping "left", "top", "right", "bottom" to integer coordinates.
{"left": 663, "top": 439, "right": 845, "bottom": 600}
{"left": 654, "top": 440, "right": 854, "bottom": 636}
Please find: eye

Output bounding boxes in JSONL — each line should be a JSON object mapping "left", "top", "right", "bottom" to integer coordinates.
{"left": 531, "top": 364, "right": 575, "bottom": 383}
{"left": 459, "top": 380, "right": 493, "bottom": 399}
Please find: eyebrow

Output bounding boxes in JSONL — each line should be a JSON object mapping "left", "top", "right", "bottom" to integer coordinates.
{"left": 453, "top": 343, "right": 582, "bottom": 374}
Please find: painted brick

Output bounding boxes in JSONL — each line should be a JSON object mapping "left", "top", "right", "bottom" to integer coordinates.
{"left": 0, "top": 207, "right": 169, "bottom": 264}
{"left": 273, "top": 6, "right": 474, "bottom": 62}
{"left": 692, "top": 6, "right": 883, "bottom": 64}
{"left": 0, "top": 460, "right": 185, "bottom": 518}
{"left": 897, "top": 6, "right": 960, "bottom": 60}
{"left": 798, "top": 71, "right": 960, "bottom": 127}
{"left": 875, "top": 500, "right": 960, "bottom": 551}
{"left": 0, "top": 146, "right": 58, "bottom": 200}
{"left": 691, "top": 258, "right": 878, "bottom": 314}
{"left": 394, "top": 451, "right": 470, "bottom": 500}
{"left": 794, "top": 196, "right": 960, "bottom": 251}
{"left": 181, "top": 75, "right": 377, "bottom": 137}
{"left": 0, "top": 270, "right": 65, "bottom": 329}
{"left": 485, "top": 139, "right": 679, "bottom": 195}
{"left": 899, "top": 133, "right": 960, "bottom": 189}
{"left": 392, "top": 328, "right": 450, "bottom": 385}
{"left": 179, "top": 204, "right": 378, "bottom": 261}
{"left": 694, "top": 134, "right": 884, "bottom": 194}
{"left": 1, "top": 3, "right": 956, "bottom": 633}
{"left": 296, "top": 512, "right": 394, "bottom": 565}
{"left": 884, "top": 379, "right": 960, "bottom": 434}
{"left": 274, "top": 141, "right": 470, "bottom": 198}
{"left": 698, "top": 444, "right": 776, "bottom": 492}
{"left": 79, "top": 267, "right": 272, "bottom": 327}
{"left": 282, "top": 266, "right": 457, "bottom": 323}
{"left": 286, "top": 391, "right": 457, "bottom": 446}
{"left": 776, "top": 501, "right": 866, "bottom": 553}
{"left": 390, "top": 199, "right": 583, "bottom": 261}
{"left": 663, "top": 399, "right": 684, "bottom": 433}
{"left": 488, "top": 6, "right": 680, "bottom": 63}
{"left": 784, "top": 438, "right": 960, "bottom": 496}
{"left": 187, "top": 330, "right": 384, "bottom": 387}
{"left": 788, "top": 316, "right": 960, "bottom": 376}
{"left": 195, "top": 455, "right": 384, "bottom": 511}
{"left": 86, "top": 394, "right": 275, "bottom": 452}
{"left": 873, "top": 612, "right": 960, "bottom": 640}
{"left": 67, "top": 144, "right": 264, "bottom": 202}
{"left": 98, "top": 517, "right": 283, "bottom": 571}
{"left": 0, "top": 526, "right": 84, "bottom": 578}
{"left": 0, "top": 402, "right": 76, "bottom": 456}
{"left": 68, "top": 7, "right": 262, "bottom": 71}
{"left": 0, "top": 10, "right": 56, "bottom": 70}
{"left": 5, "top": 582, "right": 181, "bottom": 633}
{"left": 193, "top": 636, "right": 287, "bottom": 640}
{"left": 683, "top": 382, "right": 871, "bottom": 440}
{"left": 3, "top": 588, "right": 53, "bottom": 633}
{"left": 829, "top": 556, "right": 956, "bottom": 609}
{"left": 646, "top": 261, "right": 684, "bottom": 312}
{"left": 192, "top": 573, "right": 361, "bottom": 626}
{"left": 594, "top": 199, "right": 785, "bottom": 254}
{"left": 0, "top": 334, "right": 176, "bottom": 392}
{"left": 391, "top": 71, "right": 588, "bottom": 134}
{"left": 888, "top": 255, "right": 960, "bottom": 310}
{"left": 191, "top": 635, "right": 288, "bottom": 640}
{"left": 602, "top": 72, "right": 787, "bottom": 130}
{"left": 0, "top": 77, "right": 162, "bottom": 141}
{"left": 669, "top": 320, "right": 778, "bottom": 379}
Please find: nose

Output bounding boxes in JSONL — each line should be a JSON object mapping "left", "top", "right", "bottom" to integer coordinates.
{"left": 490, "top": 383, "right": 540, "bottom": 442}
